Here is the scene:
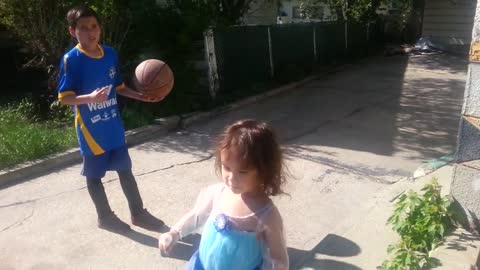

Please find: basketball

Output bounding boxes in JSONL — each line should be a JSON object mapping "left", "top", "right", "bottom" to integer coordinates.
{"left": 133, "top": 59, "right": 174, "bottom": 100}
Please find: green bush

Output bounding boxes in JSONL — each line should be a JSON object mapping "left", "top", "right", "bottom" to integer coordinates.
{"left": 120, "top": 102, "right": 155, "bottom": 130}
{"left": 378, "top": 179, "right": 455, "bottom": 270}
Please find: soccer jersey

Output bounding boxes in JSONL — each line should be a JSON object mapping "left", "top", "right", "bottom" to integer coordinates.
{"left": 57, "top": 44, "right": 127, "bottom": 156}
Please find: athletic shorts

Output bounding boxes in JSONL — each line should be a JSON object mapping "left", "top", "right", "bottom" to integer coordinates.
{"left": 81, "top": 145, "right": 132, "bottom": 179}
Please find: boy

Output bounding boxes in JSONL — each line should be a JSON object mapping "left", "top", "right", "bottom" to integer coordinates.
{"left": 57, "top": 5, "right": 163, "bottom": 233}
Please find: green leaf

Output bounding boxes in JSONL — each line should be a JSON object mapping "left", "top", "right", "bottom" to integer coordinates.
{"left": 405, "top": 253, "right": 411, "bottom": 264}
{"left": 439, "top": 224, "right": 445, "bottom": 236}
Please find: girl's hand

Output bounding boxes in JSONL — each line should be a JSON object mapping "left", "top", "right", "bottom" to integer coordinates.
{"left": 159, "top": 230, "right": 180, "bottom": 256}
{"left": 88, "top": 86, "right": 110, "bottom": 103}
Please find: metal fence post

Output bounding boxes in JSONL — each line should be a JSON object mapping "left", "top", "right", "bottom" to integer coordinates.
{"left": 267, "top": 26, "right": 275, "bottom": 78}
{"left": 366, "top": 22, "right": 370, "bottom": 42}
{"left": 313, "top": 24, "right": 317, "bottom": 63}
{"left": 345, "top": 21, "right": 348, "bottom": 50}
{"left": 204, "top": 29, "right": 220, "bottom": 98}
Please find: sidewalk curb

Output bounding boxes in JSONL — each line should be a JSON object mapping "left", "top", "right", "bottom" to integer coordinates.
{"left": 0, "top": 64, "right": 349, "bottom": 189}
{"left": 413, "top": 154, "right": 455, "bottom": 179}
{"left": 0, "top": 124, "right": 172, "bottom": 189}
{"left": 0, "top": 148, "right": 82, "bottom": 189}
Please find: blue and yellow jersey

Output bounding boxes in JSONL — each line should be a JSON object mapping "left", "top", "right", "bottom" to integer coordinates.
{"left": 57, "top": 44, "right": 127, "bottom": 156}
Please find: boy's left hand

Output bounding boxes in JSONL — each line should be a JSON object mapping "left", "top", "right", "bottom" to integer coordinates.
{"left": 117, "top": 86, "right": 165, "bottom": 102}
{"left": 139, "top": 93, "right": 165, "bottom": 103}
{"left": 144, "top": 95, "right": 165, "bottom": 103}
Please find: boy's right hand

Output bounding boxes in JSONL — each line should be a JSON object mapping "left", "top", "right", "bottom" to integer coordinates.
{"left": 159, "top": 230, "right": 180, "bottom": 256}
{"left": 88, "top": 86, "right": 110, "bottom": 103}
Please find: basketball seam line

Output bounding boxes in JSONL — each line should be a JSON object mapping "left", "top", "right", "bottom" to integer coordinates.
{"left": 140, "top": 60, "right": 148, "bottom": 91}
{"left": 142, "top": 80, "right": 173, "bottom": 92}
{"left": 144, "top": 61, "right": 168, "bottom": 89}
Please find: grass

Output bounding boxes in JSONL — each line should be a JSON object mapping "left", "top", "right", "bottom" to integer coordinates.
{"left": 0, "top": 97, "right": 161, "bottom": 170}
{"left": 0, "top": 106, "right": 77, "bottom": 170}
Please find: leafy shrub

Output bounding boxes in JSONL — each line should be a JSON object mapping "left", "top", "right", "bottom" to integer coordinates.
{"left": 378, "top": 179, "right": 455, "bottom": 270}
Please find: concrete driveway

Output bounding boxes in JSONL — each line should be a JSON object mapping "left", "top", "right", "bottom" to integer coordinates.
{"left": 0, "top": 54, "right": 467, "bottom": 269}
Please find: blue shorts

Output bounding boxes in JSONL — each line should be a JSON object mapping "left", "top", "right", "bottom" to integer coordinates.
{"left": 81, "top": 145, "right": 132, "bottom": 179}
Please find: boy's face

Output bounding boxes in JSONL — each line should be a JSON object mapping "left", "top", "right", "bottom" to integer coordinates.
{"left": 69, "top": 16, "right": 101, "bottom": 49}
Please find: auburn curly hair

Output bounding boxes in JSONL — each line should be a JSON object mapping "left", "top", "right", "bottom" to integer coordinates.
{"left": 214, "top": 119, "right": 287, "bottom": 196}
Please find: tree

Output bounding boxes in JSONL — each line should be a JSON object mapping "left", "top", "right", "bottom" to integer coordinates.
{"left": 166, "top": 0, "right": 279, "bottom": 26}
{"left": 0, "top": 0, "right": 158, "bottom": 119}
{"left": 0, "top": 0, "right": 71, "bottom": 91}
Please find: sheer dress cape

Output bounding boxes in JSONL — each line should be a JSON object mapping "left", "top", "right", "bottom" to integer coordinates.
{"left": 171, "top": 183, "right": 289, "bottom": 270}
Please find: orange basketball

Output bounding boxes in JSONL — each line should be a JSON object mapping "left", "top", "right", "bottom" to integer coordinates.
{"left": 133, "top": 59, "right": 174, "bottom": 99}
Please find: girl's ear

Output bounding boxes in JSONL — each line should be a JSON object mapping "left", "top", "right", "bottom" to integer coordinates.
{"left": 68, "top": 26, "right": 76, "bottom": 37}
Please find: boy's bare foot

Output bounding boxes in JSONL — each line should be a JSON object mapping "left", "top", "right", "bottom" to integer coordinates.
{"left": 98, "top": 212, "right": 131, "bottom": 233}
{"left": 132, "top": 209, "right": 165, "bottom": 232}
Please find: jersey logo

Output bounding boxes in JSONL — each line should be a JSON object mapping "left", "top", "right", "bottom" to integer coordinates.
{"left": 91, "top": 115, "right": 101, "bottom": 124}
{"left": 109, "top": 67, "right": 116, "bottom": 79}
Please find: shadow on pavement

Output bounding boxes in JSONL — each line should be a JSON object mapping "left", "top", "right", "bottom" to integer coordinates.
{"left": 290, "top": 234, "right": 362, "bottom": 269}
{"left": 302, "top": 259, "right": 362, "bottom": 270}
{"left": 162, "top": 233, "right": 202, "bottom": 261}
{"left": 100, "top": 224, "right": 170, "bottom": 249}
{"left": 125, "top": 229, "right": 162, "bottom": 248}
{"left": 313, "top": 233, "right": 361, "bottom": 257}
{"left": 445, "top": 230, "right": 480, "bottom": 252}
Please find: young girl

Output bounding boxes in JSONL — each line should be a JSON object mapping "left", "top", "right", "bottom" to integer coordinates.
{"left": 159, "top": 119, "right": 289, "bottom": 270}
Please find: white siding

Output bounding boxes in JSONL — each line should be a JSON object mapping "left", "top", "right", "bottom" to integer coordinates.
{"left": 157, "top": 0, "right": 278, "bottom": 25}
{"left": 422, "top": 0, "right": 476, "bottom": 44}
{"left": 241, "top": 1, "right": 278, "bottom": 25}
{"left": 280, "top": 0, "right": 336, "bottom": 22}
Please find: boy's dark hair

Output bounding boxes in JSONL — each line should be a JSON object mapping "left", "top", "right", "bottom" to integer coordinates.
{"left": 214, "top": 119, "right": 287, "bottom": 196}
{"left": 67, "top": 5, "right": 100, "bottom": 28}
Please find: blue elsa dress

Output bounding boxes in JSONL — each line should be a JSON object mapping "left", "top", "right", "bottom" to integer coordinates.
{"left": 170, "top": 183, "right": 281, "bottom": 270}
{"left": 187, "top": 215, "right": 264, "bottom": 270}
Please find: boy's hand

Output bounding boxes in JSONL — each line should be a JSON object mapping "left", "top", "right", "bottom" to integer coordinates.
{"left": 116, "top": 86, "right": 165, "bottom": 102}
{"left": 140, "top": 93, "right": 165, "bottom": 103}
{"left": 159, "top": 230, "right": 180, "bottom": 256}
{"left": 88, "top": 86, "right": 110, "bottom": 103}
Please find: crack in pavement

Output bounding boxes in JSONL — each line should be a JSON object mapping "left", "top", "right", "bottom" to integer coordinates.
{"left": 1, "top": 208, "right": 34, "bottom": 232}
{"left": 285, "top": 151, "right": 403, "bottom": 185}
{"left": 0, "top": 155, "right": 214, "bottom": 209}
{"left": 135, "top": 154, "right": 214, "bottom": 178}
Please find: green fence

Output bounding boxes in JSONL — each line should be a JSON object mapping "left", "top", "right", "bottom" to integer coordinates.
{"left": 315, "top": 22, "right": 346, "bottom": 65}
{"left": 270, "top": 24, "right": 315, "bottom": 81}
{"left": 213, "top": 26, "right": 271, "bottom": 95}
{"left": 209, "top": 21, "right": 384, "bottom": 96}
